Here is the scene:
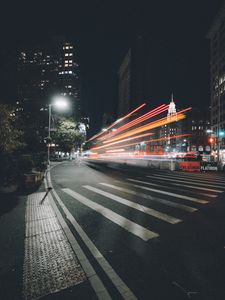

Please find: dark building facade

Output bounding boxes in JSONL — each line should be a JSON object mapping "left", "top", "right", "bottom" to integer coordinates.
{"left": 184, "top": 108, "right": 211, "bottom": 153}
{"left": 207, "top": 1, "right": 225, "bottom": 138}
{"left": 16, "top": 37, "right": 80, "bottom": 120}
{"left": 117, "top": 36, "right": 145, "bottom": 117}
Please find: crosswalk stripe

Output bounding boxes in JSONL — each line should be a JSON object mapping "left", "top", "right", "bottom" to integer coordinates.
{"left": 84, "top": 185, "right": 181, "bottom": 224}
{"left": 145, "top": 175, "right": 223, "bottom": 193}
{"left": 127, "top": 179, "right": 209, "bottom": 204}
{"left": 146, "top": 174, "right": 225, "bottom": 190}
{"left": 151, "top": 171, "right": 225, "bottom": 184}
{"left": 62, "top": 188, "right": 159, "bottom": 241}
{"left": 51, "top": 189, "right": 138, "bottom": 300}
{"left": 121, "top": 177, "right": 213, "bottom": 195}
{"left": 100, "top": 183, "right": 197, "bottom": 213}
{"left": 172, "top": 172, "right": 225, "bottom": 182}
{"left": 162, "top": 172, "right": 225, "bottom": 184}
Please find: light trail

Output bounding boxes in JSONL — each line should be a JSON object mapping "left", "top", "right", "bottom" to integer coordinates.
{"left": 106, "top": 149, "right": 125, "bottom": 153}
{"left": 103, "top": 108, "right": 191, "bottom": 145}
{"left": 98, "top": 104, "right": 168, "bottom": 141}
{"left": 86, "top": 103, "right": 146, "bottom": 142}
{"left": 101, "top": 134, "right": 191, "bottom": 152}
{"left": 145, "top": 133, "right": 191, "bottom": 143}
{"left": 91, "top": 132, "right": 154, "bottom": 150}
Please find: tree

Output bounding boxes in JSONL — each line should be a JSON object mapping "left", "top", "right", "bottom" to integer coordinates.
{"left": 53, "top": 118, "right": 84, "bottom": 153}
{"left": 0, "top": 104, "right": 24, "bottom": 154}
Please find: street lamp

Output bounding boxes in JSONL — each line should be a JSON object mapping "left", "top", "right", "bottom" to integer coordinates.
{"left": 47, "top": 97, "right": 69, "bottom": 166}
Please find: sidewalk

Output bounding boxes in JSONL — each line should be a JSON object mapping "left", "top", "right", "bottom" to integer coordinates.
{"left": 0, "top": 180, "right": 97, "bottom": 300}
{"left": 0, "top": 190, "right": 29, "bottom": 300}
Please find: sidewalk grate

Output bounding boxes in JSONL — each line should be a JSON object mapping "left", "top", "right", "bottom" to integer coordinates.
{"left": 23, "top": 192, "right": 86, "bottom": 300}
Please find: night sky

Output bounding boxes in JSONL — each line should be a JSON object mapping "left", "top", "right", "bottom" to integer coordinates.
{"left": 0, "top": 0, "right": 223, "bottom": 136}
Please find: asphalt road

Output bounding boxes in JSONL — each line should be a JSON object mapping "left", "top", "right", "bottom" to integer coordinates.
{"left": 49, "top": 159, "right": 225, "bottom": 300}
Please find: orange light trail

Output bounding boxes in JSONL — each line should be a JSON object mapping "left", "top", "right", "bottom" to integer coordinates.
{"left": 103, "top": 107, "right": 191, "bottom": 145}
{"left": 106, "top": 149, "right": 125, "bottom": 153}
{"left": 104, "top": 141, "right": 148, "bottom": 150}
{"left": 86, "top": 103, "right": 146, "bottom": 142}
{"left": 104, "top": 134, "right": 191, "bottom": 152}
{"left": 98, "top": 104, "right": 168, "bottom": 141}
{"left": 146, "top": 133, "right": 191, "bottom": 143}
{"left": 91, "top": 132, "right": 154, "bottom": 150}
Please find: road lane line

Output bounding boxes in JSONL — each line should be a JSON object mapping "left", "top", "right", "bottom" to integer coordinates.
{"left": 100, "top": 183, "right": 197, "bottom": 213}
{"left": 43, "top": 180, "right": 112, "bottom": 300}
{"left": 62, "top": 188, "right": 159, "bottom": 241}
{"left": 84, "top": 185, "right": 181, "bottom": 224}
{"left": 145, "top": 175, "right": 223, "bottom": 194}
{"left": 171, "top": 172, "right": 225, "bottom": 182}
{"left": 127, "top": 179, "right": 209, "bottom": 204}
{"left": 147, "top": 174, "right": 225, "bottom": 190}
{"left": 48, "top": 184, "right": 137, "bottom": 300}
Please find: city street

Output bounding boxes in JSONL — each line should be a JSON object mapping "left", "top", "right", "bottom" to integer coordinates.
{"left": 45, "top": 160, "right": 225, "bottom": 299}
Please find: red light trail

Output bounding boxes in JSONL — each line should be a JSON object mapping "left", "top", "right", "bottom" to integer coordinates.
{"left": 98, "top": 104, "right": 169, "bottom": 141}
{"left": 86, "top": 103, "right": 146, "bottom": 142}
{"left": 102, "top": 107, "right": 191, "bottom": 145}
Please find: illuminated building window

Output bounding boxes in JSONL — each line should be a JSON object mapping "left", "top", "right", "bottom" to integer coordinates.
{"left": 65, "top": 53, "right": 69, "bottom": 56}
{"left": 65, "top": 64, "right": 68, "bottom": 67}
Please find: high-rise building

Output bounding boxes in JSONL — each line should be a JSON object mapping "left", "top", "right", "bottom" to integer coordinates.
{"left": 16, "top": 38, "right": 80, "bottom": 120}
{"left": 207, "top": 1, "right": 225, "bottom": 137}
{"left": 117, "top": 35, "right": 145, "bottom": 117}
{"left": 185, "top": 107, "right": 211, "bottom": 153}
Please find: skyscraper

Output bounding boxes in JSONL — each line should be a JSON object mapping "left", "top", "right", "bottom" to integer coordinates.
{"left": 16, "top": 37, "right": 80, "bottom": 120}
{"left": 207, "top": 1, "right": 225, "bottom": 136}
{"left": 117, "top": 35, "right": 145, "bottom": 117}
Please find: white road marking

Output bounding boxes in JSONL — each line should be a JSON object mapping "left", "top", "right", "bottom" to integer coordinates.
{"left": 44, "top": 179, "right": 112, "bottom": 300}
{"left": 147, "top": 174, "right": 225, "bottom": 189}
{"left": 100, "top": 183, "right": 197, "bottom": 213}
{"left": 171, "top": 172, "right": 225, "bottom": 182}
{"left": 145, "top": 175, "right": 223, "bottom": 194}
{"left": 84, "top": 185, "right": 181, "bottom": 224}
{"left": 127, "top": 179, "right": 209, "bottom": 204}
{"left": 62, "top": 188, "right": 159, "bottom": 241}
{"left": 50, "top": 188, "right": 138, "bottom": 300}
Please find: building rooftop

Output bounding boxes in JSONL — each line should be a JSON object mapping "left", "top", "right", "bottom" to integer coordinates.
{"left": 207, "top": 0, "right": 225, "bottom": 39}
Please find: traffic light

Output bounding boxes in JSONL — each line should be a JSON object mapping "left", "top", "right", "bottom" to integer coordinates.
{"left": 219, "top": 130, "right": 225, "bottom": 137}
{"left": 209, "top": 137, "right": 214, "bottom": 143}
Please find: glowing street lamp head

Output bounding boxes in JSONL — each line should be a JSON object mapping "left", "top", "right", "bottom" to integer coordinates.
{"left": 52, "top": 97, "right": 69, "bottom": 110}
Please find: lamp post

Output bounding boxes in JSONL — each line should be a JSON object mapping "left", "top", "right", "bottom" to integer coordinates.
{"left": 47, "top": 97, "right": 69, "bottom": 166}
{"left": 47, "top": 103, "right": 52, "bottom": 166}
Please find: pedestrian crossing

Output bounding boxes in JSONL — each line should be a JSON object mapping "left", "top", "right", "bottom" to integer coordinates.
{"left": 145, "top": 175, "right": 223, "bottom": 193}
{"left": 60, "top": 171, "right": 225, "bottom": 243}
{"left": 127, "top": 178, "right": 209, "bottom": 204}
{"left": 62, "top": 187, "right": 159, "bottom": 241}
{"left": 84, "top": 185, "right": 181, "bottom": 224}
{"left": 146, "top": 174, "right": 225, "bottom": 189}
